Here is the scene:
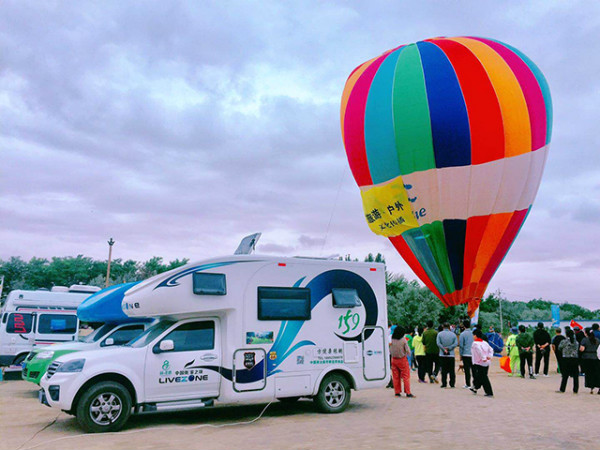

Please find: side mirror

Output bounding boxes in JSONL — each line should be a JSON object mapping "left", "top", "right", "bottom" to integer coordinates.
{"left": 104, "top": 338, "right": 115, "bottom": 346}
{"left": 158, "top": 340, "right": 174, "bottom": 353}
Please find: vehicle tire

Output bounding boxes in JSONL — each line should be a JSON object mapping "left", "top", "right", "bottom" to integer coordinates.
{"left": 278, "top": 396, "right": 300, "bottom": 403}
{"left": 75, "top": 381, "right": 132, "bottom": 433}
{"left": 13, "top": 354, "right": 27, "bottom": 366}
{"left": 313, "top": 373, "right": 351, "bottom": 413}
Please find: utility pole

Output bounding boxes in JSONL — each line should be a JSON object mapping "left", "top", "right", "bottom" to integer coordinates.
{"left": 499, "top": 297, "right": 504, "bottom": 334}
{"left": 106, "top": 238, "right": 115, "bottom": 288}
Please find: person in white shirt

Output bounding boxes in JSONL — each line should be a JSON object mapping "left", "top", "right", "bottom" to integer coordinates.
{"left": 470, "top": 329, "right": 494, "bottom": 397}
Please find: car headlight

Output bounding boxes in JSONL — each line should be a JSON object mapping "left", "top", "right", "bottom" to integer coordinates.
{"left": 36, "top": 351, "right": 55, "bottom": 360}
{"left": 56, "top": 359, "right": 85, "bottom": 373}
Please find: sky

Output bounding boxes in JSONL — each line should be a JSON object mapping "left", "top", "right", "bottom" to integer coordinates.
{"left": 1, "top": 1, "right": 599, "bottom": 309}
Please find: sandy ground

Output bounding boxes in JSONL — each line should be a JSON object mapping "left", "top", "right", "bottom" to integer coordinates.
{"left": 2, "top": 357, "right": 599, "bottom": 450}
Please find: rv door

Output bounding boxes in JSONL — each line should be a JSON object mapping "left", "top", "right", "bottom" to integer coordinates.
{"left": 361, "top": 326, "right": 387, "bottom": 381}
{"left": 144, "top": 319, "right": 222, "bottom": 402}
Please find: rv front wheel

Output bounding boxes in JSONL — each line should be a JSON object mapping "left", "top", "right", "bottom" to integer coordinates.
{"left": 76, "top": 381, "right": 132, "bottom": 433}
{"left": 314, "top": 374, "right": 350, "bottom": 413}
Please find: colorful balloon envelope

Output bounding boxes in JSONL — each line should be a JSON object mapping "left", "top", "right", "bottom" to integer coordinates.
{"left": 340, "top": 37, "right": 552, "bottom": 315}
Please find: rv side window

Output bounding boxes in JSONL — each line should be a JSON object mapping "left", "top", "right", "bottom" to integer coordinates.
{"left": 37, "top": 314, "right": 78, "bottom": 334}
{"left": 257, "top": 287, "right": 311, "bottom": 321}
{"left": 332, "top": 288, "right": 361, "bottom": 308}
{"left": 6, "top": 313, "right": 33, "bottom": 334}
{"left": 193, "top": 273, "right": 227, "bottom": 295}
{"left": 158, "top": 321, "right": 215, "bottom": 352}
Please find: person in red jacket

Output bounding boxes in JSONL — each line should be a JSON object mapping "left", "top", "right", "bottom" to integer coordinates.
{"left": 390, "top": 326, "right": 415, "bottom": 398}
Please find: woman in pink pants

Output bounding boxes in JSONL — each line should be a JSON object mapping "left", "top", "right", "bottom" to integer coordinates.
{"left": 391, "top": 326, "right": 415, "bottom": 398}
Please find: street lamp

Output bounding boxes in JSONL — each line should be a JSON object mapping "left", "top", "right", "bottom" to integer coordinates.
{"left": 106, "top": 238, "right": 115, "bottom": 288}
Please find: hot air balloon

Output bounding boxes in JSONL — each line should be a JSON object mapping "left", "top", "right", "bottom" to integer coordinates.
{"left": 340, "top": 37, "right": 552, "bottom": 316}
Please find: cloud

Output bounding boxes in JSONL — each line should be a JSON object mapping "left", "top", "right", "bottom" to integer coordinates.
{"left": 1, "top": 0, "right": 599, "bottom": 308}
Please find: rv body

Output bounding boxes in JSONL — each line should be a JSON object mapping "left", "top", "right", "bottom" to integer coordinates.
{"left": 0, "top": 286, "right": 100, "bottom": 366}
{"left": 39, "top": 256, "right": 389, "bottom": 432}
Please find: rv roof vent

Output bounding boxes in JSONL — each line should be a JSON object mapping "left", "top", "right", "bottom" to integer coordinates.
{"left": 68, "top": 285, "right": 101, "bottom": 294}
{"left": 51, "top": 286, "right": 69, "bottom": 292}
{"left": 234, "top": 233, "right": 261, "bottom": 255}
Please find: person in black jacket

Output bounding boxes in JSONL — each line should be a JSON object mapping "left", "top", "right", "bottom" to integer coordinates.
{"left": 551, "top": 328, "right": 566, "bottom": 374}
{"left": 533, "top": 322, "right": 551, "bottom": 377}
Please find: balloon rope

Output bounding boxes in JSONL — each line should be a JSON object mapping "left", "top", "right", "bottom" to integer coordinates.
{"left": 320, "top": 164, "right": 347, "bottom": 256}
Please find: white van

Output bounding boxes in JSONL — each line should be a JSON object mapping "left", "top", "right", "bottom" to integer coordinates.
{"left": 39, "top": 255, "right": 389, "bottom": 432}
{"left": 0, "top": 285, "right": 100, "bottom": 366}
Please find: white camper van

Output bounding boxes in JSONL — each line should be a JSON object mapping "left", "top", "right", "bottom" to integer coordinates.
{"left": 0, "top": 285, "right": 100, "bottom": 366}
{"left": 39, "top": 255, "right": 389, "bottom": 432}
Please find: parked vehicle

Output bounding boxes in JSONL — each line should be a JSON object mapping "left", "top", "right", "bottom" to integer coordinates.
{"left": 39, "top": 255, "right": 389, "bottom": 432}
{"left": 23, "top": 283, "right": 154, "bottom": 384}
{"left": 0, "top": 285, "right": 100, "bottom": 367}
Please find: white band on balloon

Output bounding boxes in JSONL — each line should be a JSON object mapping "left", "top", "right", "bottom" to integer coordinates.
{"left": 360, "top": 145, "right": 549, "bottom": 226}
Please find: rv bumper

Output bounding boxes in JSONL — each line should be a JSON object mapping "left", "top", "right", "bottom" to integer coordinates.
{"left": 38, "top": 389, "right": 50, "bottom": 407}
{"left": 40, "top": 372, "right": 85, "bottom": 411}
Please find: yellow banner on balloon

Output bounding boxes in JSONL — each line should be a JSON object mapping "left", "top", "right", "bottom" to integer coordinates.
{"left": 360, "top": 176, "right": 419, "bottom": 237}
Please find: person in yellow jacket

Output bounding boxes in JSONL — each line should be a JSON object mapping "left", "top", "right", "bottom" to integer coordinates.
{"left": 413, "top": 326, "right": 427, "bottom": 383}
{"left": 505, "top": 327, "right": 521, "bottom": 376}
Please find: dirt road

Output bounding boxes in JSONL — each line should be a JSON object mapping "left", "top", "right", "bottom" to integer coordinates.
{"left": 2, "top": 361, "right": 599, "bottom": 450}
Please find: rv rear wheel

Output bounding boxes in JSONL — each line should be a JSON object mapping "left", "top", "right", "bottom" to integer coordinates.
{"left": 76, "top": 381, "right": 132, "bottom": 433}
{"left": 314, "top": 374, "right": 351, "bottom": 413}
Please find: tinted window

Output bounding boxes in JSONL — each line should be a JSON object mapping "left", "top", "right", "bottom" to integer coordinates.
{"left": 6, "top": 313, "right": 33, "bottom": 334}
{"left": 104, "top": 325, "right": 145, "bottom": 346}
{"left": 129, "top": 320, "right": 175, "bottom": 348}
{"left": 332, "top": 288, "right": 361, "bottom": 308}
{"left": 37, "top": 314, "right": 77, "bottom": 334}
{"left": 159, "top": 321, "right": 215, "bottom": 352}
{"left": 79, "top": 324, "right": 116, "bottom": 343}
{"left": 258, "top": 287, "right": 311, "bottom": 321}
{"left": 193, "top": 273, "right": 226, "bottom": 295}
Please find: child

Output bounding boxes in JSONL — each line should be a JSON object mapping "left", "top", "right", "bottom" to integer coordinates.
{"left": 470, "top": 329, "right": 494, "bottom": 397}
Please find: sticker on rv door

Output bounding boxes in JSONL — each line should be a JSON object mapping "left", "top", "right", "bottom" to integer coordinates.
{"left": 244, "top": 352, "right": 256, "bottom": 369}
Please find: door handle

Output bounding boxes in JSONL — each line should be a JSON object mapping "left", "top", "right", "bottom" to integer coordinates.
{"left": 200, "top": 354, "right": 218, "bottom": 361}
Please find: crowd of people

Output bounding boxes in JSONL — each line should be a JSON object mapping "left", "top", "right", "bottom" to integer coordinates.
{"left": 387, "top": 320, "right": 600, "bottom": 399}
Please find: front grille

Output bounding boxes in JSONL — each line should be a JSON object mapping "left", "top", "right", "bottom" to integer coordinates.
{"left": 29, "top": 371, "right": 40, "bottom": 379}
{"left": 46, "top": 361, "right": 61, "bottom": 379}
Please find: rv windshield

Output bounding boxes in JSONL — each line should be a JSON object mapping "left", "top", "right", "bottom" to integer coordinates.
{"left": 79, "top": 324, "right": 116, "bottom": 343}
{"left": 127, "top": 320, "right": 175, "bottom": 348}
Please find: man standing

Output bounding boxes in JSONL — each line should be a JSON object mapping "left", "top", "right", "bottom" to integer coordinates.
{"left": 505, "top": 327, "right": 520, "bottom": 376}
{"left": 533, "top": 322, "right": 552, "bottom": 377}
{"left": 437, "top": 322, "right": 458, "bottom": 388}
{"left": 592, "top": 323, "right": 600, "bottom": 340}
{"left": 422, "top": 320, "right": 439, "bottom": 383}
{"left": 574, "top": 326, "right": 585, "bottom": 375}
{"left": 551, "top": 328, "right": 566, "bottom": 374}
{"left": 459, "top": 319, "right": 474, "bottom": 388}
{"left": 516, "top": 325, "right": 535, "bottom": 379}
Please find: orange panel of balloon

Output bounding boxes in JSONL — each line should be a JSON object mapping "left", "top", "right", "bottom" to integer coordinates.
{"left": 340, "top": 37, "right": 552, "bottom": 316}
